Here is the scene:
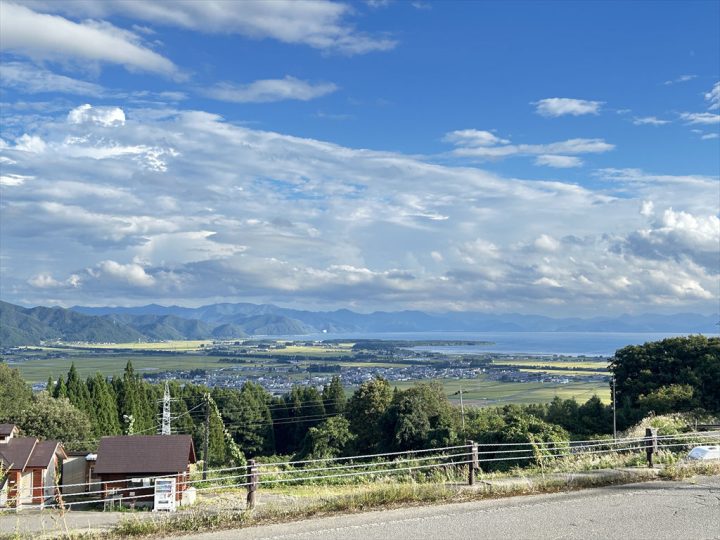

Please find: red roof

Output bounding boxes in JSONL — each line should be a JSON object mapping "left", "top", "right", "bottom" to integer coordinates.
{"left": 0, "top": 438, "right": 36, "bottom": 471}
{"left": 94, "top": 435, "right": 196, "bottom": 475}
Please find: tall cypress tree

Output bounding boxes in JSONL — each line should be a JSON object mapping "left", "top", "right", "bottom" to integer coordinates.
{"left": 88, "top": 373, "right": 121, "bottom": 437}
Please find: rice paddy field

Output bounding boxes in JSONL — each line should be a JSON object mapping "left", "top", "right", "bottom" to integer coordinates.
{"left": 393, "top": 378, "right": 610, "bottom": 406}
{"left": 5, "top": 339, "right": 610, "bottom": 407}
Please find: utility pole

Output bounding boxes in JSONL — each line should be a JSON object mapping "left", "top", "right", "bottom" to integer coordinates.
{"left": 203, "top": 392, "right": 210, "bottom": 480}
{"left": 612, "top": 376, "right": 617, "bottom": 442}
{"left": 459, "top": 384, "right": 465, "bottom": 434}
{"left": 160, "top": 382, "right": 171, "bottom": 435}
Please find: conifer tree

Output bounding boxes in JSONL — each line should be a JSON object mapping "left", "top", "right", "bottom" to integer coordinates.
{"left": 322, "top": 376, "right": 346, "bottom": 416}
{"left": 87, "top": 373, "right": 121, "bottom": 437}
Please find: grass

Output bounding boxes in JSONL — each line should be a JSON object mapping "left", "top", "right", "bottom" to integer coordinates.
{"left": 393, "top": 378, "right": 611, "bottom": 405}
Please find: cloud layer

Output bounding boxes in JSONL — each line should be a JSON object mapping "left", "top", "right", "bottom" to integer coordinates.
{"left": 1, "top": 104, "right": 717, "bottom": 314}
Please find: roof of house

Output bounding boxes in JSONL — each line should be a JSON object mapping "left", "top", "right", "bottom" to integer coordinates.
{"left": 0, "top": 424, "right": 18, "bottom": 436}
{"left": 0, "top": 438, "right": 36, "bottom": 471}
{"left": 94, "top": 435, "right": 196, "bottom": 475}
{"left": 0, "top": 437, "right": 66, "bottom": 472}
{"left": 27, "top": 440, "right": 65, "bottom": 468}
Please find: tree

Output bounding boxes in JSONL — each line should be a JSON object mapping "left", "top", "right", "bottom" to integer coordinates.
{"left": 346, "top": 377, "right": 392, "bottom": 453}
{"left": 466, "top": 405, "right": 569, "bottom": 471}
{"left": 296, "top": 416, "right": 354, "bottom": 460}
{"left": 87, "top": 373, "right": 121, "bottom": 437}
{"left": 272, "top": 385, "right": 326, "bottom": 455}
{"left": 117, "top": 361, "right": 156, "bottom": 433}
{"left": 577, "top": 395, "right": 612, "bottom": 435}
{"left": 322, "top": 376, "right": 346, "bottom": 416}
{"left": 15, "top": 392, "right": 92, "bottom": 448}
{"left": 610, "top": 336, "right": 720, "bottom": 415}
{"left": 381, "top": 382, "right": 458, "bottom": 451}
{"left": 0, "top": 363, "right": 32, "bottom": 422}
{"left": 637, "top": 384, "right": 697, "bottom": 416}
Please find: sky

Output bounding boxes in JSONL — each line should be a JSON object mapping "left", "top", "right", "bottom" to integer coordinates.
{"left": 0, "top": 0, "right": 718, "bottom": 316}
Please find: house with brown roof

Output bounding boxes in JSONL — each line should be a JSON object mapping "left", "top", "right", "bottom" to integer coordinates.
{"left": 0, "top": 424, "right": 67, "bottom": 508}
{"left": 93, "top": 435, "right": 196, "bottom": 508}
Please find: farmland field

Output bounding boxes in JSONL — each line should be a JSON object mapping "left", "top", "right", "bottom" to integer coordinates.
{"left": 4, "top": 339, "right": 610, "bottom": 407}
{"left": 393, "top": 378, "right": 610, "bottom": 406}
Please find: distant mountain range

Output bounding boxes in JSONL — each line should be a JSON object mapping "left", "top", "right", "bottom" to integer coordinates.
{"left": 0, "top": 300, "right": 717, "bottom": 347}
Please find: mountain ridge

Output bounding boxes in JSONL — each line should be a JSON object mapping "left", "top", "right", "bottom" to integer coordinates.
{"left": 1, "top": 300, "right": 717, "bottom": 347}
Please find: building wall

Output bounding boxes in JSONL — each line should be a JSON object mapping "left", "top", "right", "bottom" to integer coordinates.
{"left": 44, "top": 456, "right": 57, "bottom": 500}
{"left": 62, "top": 456, "right": 88, "bottom": 495}
{"left": 19, "top": 470, "right": 33, "bottom": 506}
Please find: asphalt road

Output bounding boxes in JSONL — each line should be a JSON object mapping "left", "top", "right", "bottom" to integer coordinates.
{"left": 189, "top": 476, "right": 720, "bottom": 540}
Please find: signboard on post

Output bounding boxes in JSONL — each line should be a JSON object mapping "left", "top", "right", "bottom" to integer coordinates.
{"left": 154, "top": 478, "right": 177, "bottom": 512}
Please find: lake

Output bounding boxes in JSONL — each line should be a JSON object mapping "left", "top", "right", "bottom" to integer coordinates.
{"left": 270, "top": 331, "right": 718, "bottom": 357}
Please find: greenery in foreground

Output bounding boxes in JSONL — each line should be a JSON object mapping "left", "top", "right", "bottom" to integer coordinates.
{"left": 0, "top": 336, "right": 717, "bottom": 473}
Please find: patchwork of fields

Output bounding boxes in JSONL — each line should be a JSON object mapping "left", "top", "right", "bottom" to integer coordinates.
{"left": 5, "top": 339, "right": 610, "bottom": 406}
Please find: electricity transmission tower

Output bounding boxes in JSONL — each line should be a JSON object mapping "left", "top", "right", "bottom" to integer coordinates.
{"left": 160, "top": 381, "right": 172, "bottom": 435}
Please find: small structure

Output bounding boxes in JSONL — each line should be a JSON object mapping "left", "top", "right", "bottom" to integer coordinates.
{"left": 61, "top": 451, "right": 98, "bottom": 495}
{"left": 0, "top": 424, "right": 67, "bottom": 508}
{"left": 93, "top": 435, "right": 196, "bottom": 509}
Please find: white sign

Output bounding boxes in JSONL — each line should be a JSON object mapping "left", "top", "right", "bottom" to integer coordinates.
{"left": 154, "top": 478, "right": 177, "bottom": 512}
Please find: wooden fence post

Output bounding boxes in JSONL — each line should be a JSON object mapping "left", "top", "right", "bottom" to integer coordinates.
{"left": 467, "top": 440, "right": 479, "bottom": 485}
{"left": 645, "top": 428, "right": 658, "bottom": 468}
{"left": 246, "top": 459, "right": 258, "bottom": 510}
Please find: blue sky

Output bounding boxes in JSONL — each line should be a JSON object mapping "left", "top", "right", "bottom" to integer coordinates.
{"left": 0, "top": 0, "right": 718, "bottom": 315}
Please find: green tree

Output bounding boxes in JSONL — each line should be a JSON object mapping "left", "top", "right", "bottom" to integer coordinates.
{"left": 15, "top": 392, "right": 92, "bottom": 448}
{"left": 87, "top": 373, "right": 121, "bottom": 437}
{"left": 381, "top": 382, "right": 459, "bottom": 451}
{"left": 296, "top": 416, "right": 354, "bottom": 460}
{"left": 466, "top": 405, "right": 569, "bottom": 471}
{"left": 0, "top": 363, "right": 32, "bottom": 422}
{"left": 117, "top": 361, "right": 156, "bottom": 433}
{"left": 322, "top": 376, "right": 346, "bottom": 416}
{"left": 637, "top": 384, "right": 697, "bottom": 415}
{"left": 346, "top": 377, "right": 392, "bottom": 453}
{"left": 65, "top": 363, "right": 92, "bottom": 418}
{"left": 610, "top": 336, "right": 720, "bottom": 417}
{"left": 577, "top": 395, "right": 612, "bottom": 435}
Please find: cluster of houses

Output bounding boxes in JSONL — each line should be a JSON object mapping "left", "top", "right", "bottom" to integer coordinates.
{"left": 0, "top": 424, "right": 196, "bottom": 511}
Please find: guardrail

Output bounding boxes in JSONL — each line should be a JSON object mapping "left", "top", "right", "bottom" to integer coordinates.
{"left": 4, "top": 431, "right": 718, "bottom": 512}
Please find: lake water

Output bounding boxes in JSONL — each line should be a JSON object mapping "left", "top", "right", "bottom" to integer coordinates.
{"left": 269, "top": 331, "right": 718, "bottom": 357}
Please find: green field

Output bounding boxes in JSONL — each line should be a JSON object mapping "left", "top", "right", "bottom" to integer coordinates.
{"left": 393, "top": 377, "right": 610, "bottom": 406}
{"left": 5, "top": 340, "right": 610, "bottom": 407}
{"left": 8, "top": 353, "right": 230, "bottom": 382}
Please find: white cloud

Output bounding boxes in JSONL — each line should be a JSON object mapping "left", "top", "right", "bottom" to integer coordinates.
{"left": 443, "top": 129, "right": 509, "bottom": 147}
{"left": 680, "top": 112, "right": 720, "bottom": 125}
{"left": 701, "top": 132, "right": 719, "bottom": 140}
{"left": 0, "top": 2, "right": 177, "bottom": 76}
{"left": 705, "top": 82, "right": 720, "bottom": 110}
{"left": 640, "top": 200, "right": 654, "bottom": 217}
{"left": 448, "top": 131, "right": 614, "bottom": 160}
{"left": 0, "top": 61, "right": 106, "bottom": 96}
{"left": 1, "top": 104, "right": 716, "bottom": 313}
{"left": 0, "top": 173, "right": 33, "bottom": 187}
{"left": 67, "top": 104, "right": 126, "bottom": 126}
{"left": 663, "top": 74, "right": 697, "bottom": 85}
{"left": 22, "top": 0, "right": 396, "bottom": 55}
{"left": 633, "top": 116, "right": 670, "bottom": 126}
{"left": 533, "top": 98, "right": 603, "bottom": 117}
{"left": 534, "top": 234, "right": 561, "bottom": 252}
{"left": 14, "top": 134, "right": 47, "bottom": 153}
{"left": 534, "top": 155, "right": 583, "bottom": 168}
{"left": 89, "top": 260, "right": 156, "bottom": 287}
{"left": 203, "top": 77, "right": 338, "bottom": 103}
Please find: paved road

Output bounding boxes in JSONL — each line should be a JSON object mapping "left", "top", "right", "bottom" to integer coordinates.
{"left": 190, "top": 476, "right": 720, "bottom": 540}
